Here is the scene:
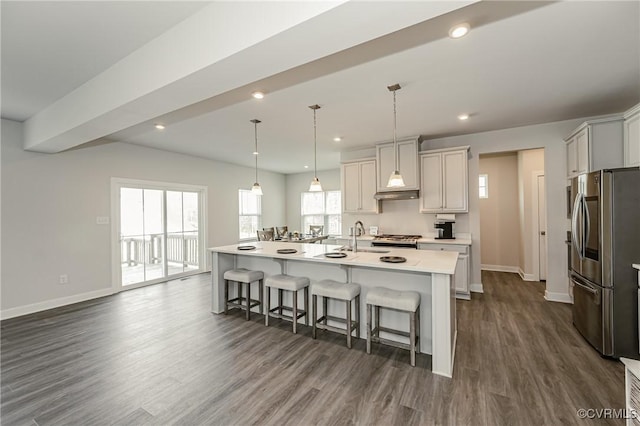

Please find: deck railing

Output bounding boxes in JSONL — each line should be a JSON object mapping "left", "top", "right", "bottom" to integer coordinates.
{"left": 121, "top": 234, "right": 199, "bottom": 267}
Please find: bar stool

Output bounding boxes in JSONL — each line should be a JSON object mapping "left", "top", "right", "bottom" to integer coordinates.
{"left": 365, "top": 287, "right": 420, "bottom": 366}
{"left": 311, "top": 279, "right": 361, "bottom": 349}
{"left": 264, "top": 274, "right": 310, "bottom": 334}
{"left": 223, "top": 268, "right": 264, "bottom": 320}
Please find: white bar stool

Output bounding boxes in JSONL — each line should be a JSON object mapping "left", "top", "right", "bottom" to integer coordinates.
{"left": 311, "top": 279, "right": 361, "bottom": 349}
{"left": 365, "top": 287, "right": 421, "bottom": 366}
{"left": 223, "top": 268, "right": 264, "bottom": 320}
{"left": 264, "top": 274, "right": 310, "bottom": 334}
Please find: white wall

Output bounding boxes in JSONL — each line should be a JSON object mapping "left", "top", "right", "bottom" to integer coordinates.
{"left": 284, "top": 169, "right": 340, "bottom": 233}
{"left": 1, "top": 119, "right": 286, "bottom": 317}
{"left": 517, "top": 149, "right": 545, "bottom": 279}
{"left": 479, "top": 152, "right": 520, "bottom": 271}
{"left": 420, "top": 118, "right": 584, "bottom": 302}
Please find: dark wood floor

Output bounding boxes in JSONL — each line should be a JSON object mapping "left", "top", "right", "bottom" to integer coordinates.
{"left": 1, "top": 271, "right": 625, "bottom": 425}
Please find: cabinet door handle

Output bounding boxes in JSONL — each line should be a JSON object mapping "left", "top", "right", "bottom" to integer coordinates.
{"left": 572, "top": 169, "right": 577, "bottom": 173}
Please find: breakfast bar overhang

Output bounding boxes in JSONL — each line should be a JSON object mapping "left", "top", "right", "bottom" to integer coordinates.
{"left": 209, "top": 242, "right": 458, "bottom": 377}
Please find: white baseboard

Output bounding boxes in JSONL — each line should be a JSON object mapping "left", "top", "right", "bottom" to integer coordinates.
{"left": 455, "top": 292, "right": 471, "bottom": 300}
{"left": 544, "top": 290, "right": 573, "bottom": 304}
{"left": 469, "top": 283, "right": 484, "bottom": 293}
{"left": 1, "top": 288, "right": 113, "bottom": 320}
{"left": 518, "top": 268, "right": 537, "bottom": 282}
{"left": 481, "top": 264, "right": 520, "bottom": 273}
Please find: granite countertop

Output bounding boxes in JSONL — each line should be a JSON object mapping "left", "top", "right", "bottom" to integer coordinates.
{"left": 209, "top": 241, "right": 458, "bottom": 275}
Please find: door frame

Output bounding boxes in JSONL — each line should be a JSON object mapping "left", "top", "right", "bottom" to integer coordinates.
{"left": 531, "top": 170, "right": 546, "bottom": 282}
{"left": 110, "top": 177, "right": 208, "bottom": 293}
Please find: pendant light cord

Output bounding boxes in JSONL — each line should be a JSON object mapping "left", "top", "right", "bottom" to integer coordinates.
{"left": 393, "top": 88, "right": 398, "bottom": 171}
{"left": 254, "top": 121, "right": 259, "bottom": 183}
{"left": 313, "top": 107, "right": 318, "bottom": 179}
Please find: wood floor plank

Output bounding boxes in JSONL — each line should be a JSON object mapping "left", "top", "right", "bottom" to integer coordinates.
{"left": 1, "top": 271, "right": 627, "bottom": 425}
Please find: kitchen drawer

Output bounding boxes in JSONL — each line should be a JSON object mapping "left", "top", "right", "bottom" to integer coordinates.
{"left": 418, "top": 243, "right": 468, "bottom": 254}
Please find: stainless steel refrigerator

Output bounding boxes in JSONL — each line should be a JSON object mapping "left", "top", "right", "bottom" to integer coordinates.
{"left": 571, "top": 168, "right": 640, "bottom": 358}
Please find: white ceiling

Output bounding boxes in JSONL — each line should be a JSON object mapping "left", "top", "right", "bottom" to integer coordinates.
{"left": 2, "top": 1, "right": 639, "bottom": 174}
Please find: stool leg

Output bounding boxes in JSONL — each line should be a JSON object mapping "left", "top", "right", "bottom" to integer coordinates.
{"left": 346, "top": 299, "right": 352, "bottom": 349}
{"left": 312, "top": 294, "right": 317, "bottom": 339}
{"left": 224, "top": 280, "right": 229, "bottom": 314}
{"left": 265, "top": 287, "right": 270, "bottom": 326}
{"left": 416, "top": 306, "right": 420, "bottom": 353}
{"left": 278, "top": 289, "right": 283, "bottom": 316}
{"left": 292, "top": 290, "right": 298, "bottom": 334}
{"left": 304, "top": 287, "right": 309, "bottom": 326}
{"left": 374, "top": 305, "right": 380, "bottom": 336}
{"left": 366, "top": 303, "right": 372, "bottom": 354}
{"left": 410, "top": 310, "right": 417, "bottom": 367}
{"left": 355, "top": 295, "right": 361, "bottom": 339}
{"left": 245, "top": 282, "right": 251, "bottom": 321}
{"left": 322, "top": 297, "right": 328, "bottom": 326}
{"left": 259, "top": 279, "right": 264, "bottom": 315}
{"left": 238, "top": 282, "right": 243, "bottom": 309}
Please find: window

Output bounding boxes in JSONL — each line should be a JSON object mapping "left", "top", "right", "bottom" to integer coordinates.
{"left": 301, "top": 190, "right": 342, "bottom": 236}
{"left": 479, "top": 174, "right": 489, "bottom": 199}
{"left": 239, "top": 189, "right": 262, "bottom": 240}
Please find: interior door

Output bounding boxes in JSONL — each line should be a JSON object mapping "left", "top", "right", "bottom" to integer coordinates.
{"left": 537, "top": 175, "right": 547, "bottom": 280}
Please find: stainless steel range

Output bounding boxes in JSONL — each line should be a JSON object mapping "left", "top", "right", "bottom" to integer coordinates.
{"left": 371, "top": 234, "right": 421, "bottom": 249}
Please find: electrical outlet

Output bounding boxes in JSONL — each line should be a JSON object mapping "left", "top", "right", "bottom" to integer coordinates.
{"left": 59, "top": 274, "right": 68, "bottom": 284}
{"left": 96, "top": 216, "right": 110, "bottom": 225}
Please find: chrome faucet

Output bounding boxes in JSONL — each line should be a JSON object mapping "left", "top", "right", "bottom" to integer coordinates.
{"left": 352, "top": 220, "right": 366, "bottom": 253}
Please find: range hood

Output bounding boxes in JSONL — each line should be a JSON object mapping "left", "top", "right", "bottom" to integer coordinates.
{"left": 374, "top": 190, "right": 419, "bottom": 200}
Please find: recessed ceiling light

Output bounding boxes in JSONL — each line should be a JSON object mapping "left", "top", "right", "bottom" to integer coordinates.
{"left": 154, "top": 123, "right": 165, "bottom": 130}
{"left": 449, "top": 23, "right": 470, "bottom": 39}
{"left": 252, "top": 91, "right": 265, "bottom": 99}
{"left": 253, "top": 151, "right": 259, "bottom": 155}
{"left": 304, "top": 165, "right": 309, "bottom": 169}
{"left": 458, "top": 114, "right": 469, "bottom": 121}
{"left": 333, "top": 137, "right": 342, "bottom": 142}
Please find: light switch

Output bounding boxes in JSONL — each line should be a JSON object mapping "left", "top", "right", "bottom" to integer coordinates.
{"left": 96, "top": 216, "right": 110, "bottom": 225}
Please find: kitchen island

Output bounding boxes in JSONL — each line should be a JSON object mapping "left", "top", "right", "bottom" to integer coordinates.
{"left": 209, "top": 242, "right": 458, "bottom": 377}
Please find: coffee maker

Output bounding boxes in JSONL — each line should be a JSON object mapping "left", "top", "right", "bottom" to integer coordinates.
{"left": 434, "top": 214, "right": 455, "bottom": 239}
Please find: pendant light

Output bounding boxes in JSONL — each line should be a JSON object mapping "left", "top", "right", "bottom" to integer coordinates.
{"left": 308, "top": 104, "right": 323, "bottom": 192}
{"left": 250, "top": 119, "right": 263, "bottom": 195}
{"left": 387, "top": 83, "right": 405, "bottom": 188}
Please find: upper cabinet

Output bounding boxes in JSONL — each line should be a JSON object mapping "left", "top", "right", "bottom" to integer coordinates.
{"left": 419, "top": 147, "right": 469, "bottom": 213}
{"left": 341, "top": 159, "right": 380, "bottom": 214}
{"left": 565, "top": 116, "right": 624, "bottom": 178}
{"left": 624, "top": 103, "right": 640, "bottom": 168}
{"left": 376, "top": 137, "right": 420, "bottom": 192}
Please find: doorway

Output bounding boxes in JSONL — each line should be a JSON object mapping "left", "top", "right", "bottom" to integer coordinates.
{"left": 479, "top": 148, "right": 545, "bottom": 283}
{"left": 111, "top": 178, "right": 207, "bottom": 291}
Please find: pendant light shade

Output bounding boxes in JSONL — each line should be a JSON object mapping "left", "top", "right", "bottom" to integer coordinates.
{"left": 386, "top": 84, "right": 405, "bottom": 188}
{"left": 308, "top": 104, "right": 323, "bottom": 192}
{"left": 250, "top": 119, "right": 263, "bottom": 195}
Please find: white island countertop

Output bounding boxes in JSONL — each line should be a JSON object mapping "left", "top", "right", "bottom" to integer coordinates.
{"left": 633, "top": 264, "right": 640, "bottom": 271}
{"left": 334, "top": 234, "right": 472, "bottom": 246}
{"left": 209, "top": 242, "right": 458, "bottom": 275}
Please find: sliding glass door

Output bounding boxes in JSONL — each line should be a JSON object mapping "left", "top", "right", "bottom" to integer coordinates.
{"left": 113, "top": 179, "right": 206, "bottom": 290}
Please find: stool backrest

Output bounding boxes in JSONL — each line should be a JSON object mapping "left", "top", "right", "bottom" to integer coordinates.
{"left": 309, "top": 225, "right": 324, "bottom": 237}
{"left": 275, "top": 226, "right": 288, "bottom": 239}
{"left": 257, "top": 229, "right": 274, "bottom": 241}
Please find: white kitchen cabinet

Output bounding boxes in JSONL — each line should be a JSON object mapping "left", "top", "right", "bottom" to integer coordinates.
{"left": 419, "top": 147, "right": 469, "bottom": 213}
{"left": 376, "top": 137, "right": 420, "bottom": 192}
{"left": 565, "top": 116, "right": 624, "bottom": 178}
{"left": 418, "top": 243, "right": 470, "bottom": 299}
{"left": 341, "top": 159, "right": 379, "bottom": 214}
{"left": 624, "top": 103, "right": 640, "bottom": 168}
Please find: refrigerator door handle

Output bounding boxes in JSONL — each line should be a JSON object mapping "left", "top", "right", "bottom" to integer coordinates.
{"left": 583, "top": 195, "right": 590, "bottom": 258}
{"left": 572, "top": 276, "right": 600, "bottom": 303}
{"left": 571, "top": 194, "right": 582, "bottom": 259}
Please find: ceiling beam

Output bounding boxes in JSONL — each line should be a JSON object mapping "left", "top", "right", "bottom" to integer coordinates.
{"left": 22, "top": 0, "right": 476, "bottom": 153}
